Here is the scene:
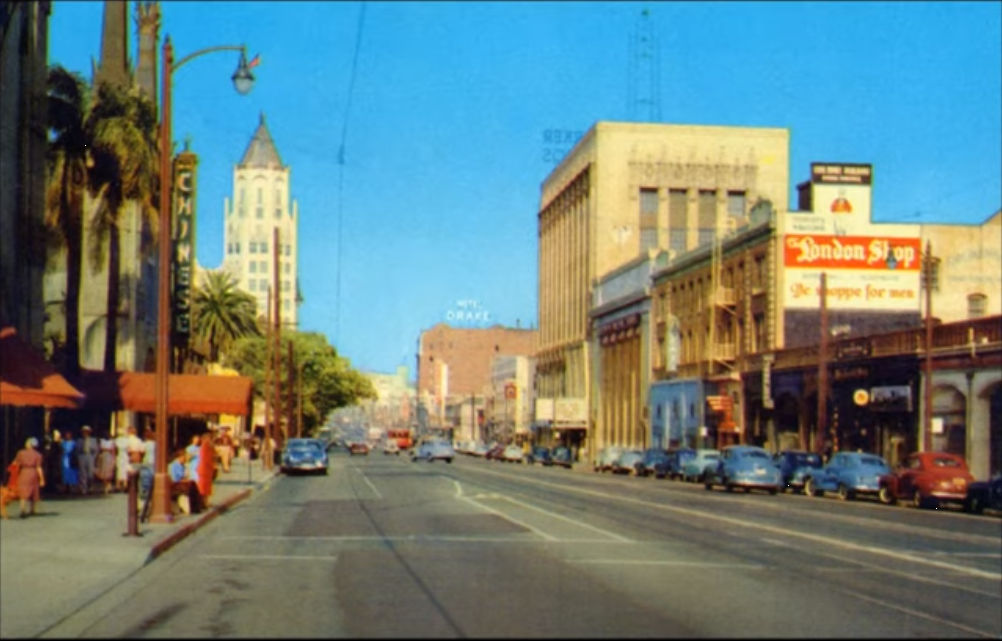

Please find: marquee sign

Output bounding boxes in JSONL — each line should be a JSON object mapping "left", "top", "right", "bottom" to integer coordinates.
{"left": 173, "top": 151, "right": 197, "bottom": 341}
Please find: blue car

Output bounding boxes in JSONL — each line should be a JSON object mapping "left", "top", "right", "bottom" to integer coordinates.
{"left": 281, "top": 438, "right": 329, "bottom": 475}
{"left": 704, "top": 445, "right": 782, "bottom": 494}
{"left": 660, "top": 448, "right": 696, "bottom": 481}
{"left": 773, "top": 450, "right": 824, "bottom": 493}
{"left": 803, "top": 451, "right": 891, "bottom": 501}
{"left": 681, "top": 449, "right": 720, "bottom": 483}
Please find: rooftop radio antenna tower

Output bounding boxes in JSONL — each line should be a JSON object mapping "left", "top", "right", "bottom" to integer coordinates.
{"left": 628, "top": 8, "right": 662, "bottom": 122}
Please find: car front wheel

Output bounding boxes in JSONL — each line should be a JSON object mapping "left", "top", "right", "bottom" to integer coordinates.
{"left": 837, "top": 484, "right": 855, "bottom": 501}
{"left": 804, "top": 478, "right": 820, "bottom": 497}
{"left": 965, "top": 496, "right": 984, "bottom": 514}
{"left": 878, "top": 486, "right": 896, "bottom": 505}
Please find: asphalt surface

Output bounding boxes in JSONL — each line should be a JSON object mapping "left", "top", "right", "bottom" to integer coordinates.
{"left": 0, "top": 455, "right": 279, "bottom": 639}
{"left": 25, "top": 448, "right": 1001, "bottom": 638}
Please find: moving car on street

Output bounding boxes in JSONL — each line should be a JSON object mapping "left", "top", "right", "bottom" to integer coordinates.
{"left": 501, "top": 445, "right": 526, "bottom": 463}
{"left": 803, "top": 451, "right": 891, "bottom": 501}
{"left": 704, "top": 445, "right": 781, "bottom": 494}
{"left": 662, "top": 448, "right": 696, "bottom": 481}
{"left": 280, "top": 438, "right": 329, "bottom": 475}
{"left": 774, "top": 450, "right": 824, "bottom": 493}
{"left": 527, "top": 446, "right": 553, "bottom": 466}
{"left": 878, "top": 451, "right": 974, "bottom": 509}
{"left": 411, "top": 439, "right": 455, "bottom": 463}
{"left": 383, "top": 440, "right": 401, "bottom": 455}
{"left": 348, "top": 441, "right": 370, "bottom": 456}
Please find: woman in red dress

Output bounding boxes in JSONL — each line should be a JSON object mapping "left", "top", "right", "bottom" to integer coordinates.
{"left": 14, "top": 437, "right": 45, "bottom": 518}
{"left": 197, "top": 430, "right": 216, "bottom": 507}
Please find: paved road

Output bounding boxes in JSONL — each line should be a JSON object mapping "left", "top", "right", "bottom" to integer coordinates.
{"left": 47, "top": 448, "right": 1002, "bottom": 638}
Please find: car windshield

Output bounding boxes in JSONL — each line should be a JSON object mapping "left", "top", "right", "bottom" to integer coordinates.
{"left": 859, "top": 456, "right": 886, "bottom": 467}
{"left": 932, "top": 457, "right": 962, "bottom": 468}
{"left": 742, "top": 450, "right": 770, "bottom": 459}
{"left": 796, "top": 454, "right": 821, "bottom": 466}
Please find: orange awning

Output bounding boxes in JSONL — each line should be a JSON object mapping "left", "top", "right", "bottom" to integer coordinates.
{"left": 0, "top": 327, "right": 84, "bottom": 409}
{"left": 76, "top": 370, "right": 254, "bottom": 417}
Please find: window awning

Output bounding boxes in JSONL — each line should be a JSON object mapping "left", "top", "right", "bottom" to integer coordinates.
{"left": 76, "top": 369, "right": 254, "bottom": 417}
{"left": 0, "top": 327, "right": 84, "bottom": 409}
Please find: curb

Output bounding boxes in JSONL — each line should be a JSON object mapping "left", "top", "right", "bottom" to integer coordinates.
{"left": 145, "top": 471, "right": 278, "bottom": 563}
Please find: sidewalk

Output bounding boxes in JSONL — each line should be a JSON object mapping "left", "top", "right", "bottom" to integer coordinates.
{"left": 0, "top": 455, "right": 279, "bottom": 639}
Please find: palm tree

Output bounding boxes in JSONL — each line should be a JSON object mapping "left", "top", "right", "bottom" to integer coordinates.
{"left": 191, "top": 270, "right": 262, "bottom": 363}
{"left": 44, "top": 66, "right": 90, "bottom": 376}
{"left": 86, "top": 80, "right": 160, "bottom": 372}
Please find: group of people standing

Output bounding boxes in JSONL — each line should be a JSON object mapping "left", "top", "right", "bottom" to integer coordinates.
{"left": 56, "top": 425, "right": 151, "bottom": 496}
{"left": 5, "top": 423, "right": 238, "bottom": 520}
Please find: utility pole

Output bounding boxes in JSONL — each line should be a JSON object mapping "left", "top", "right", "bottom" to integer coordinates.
{"left": 816, "top": 272, "right": 829, "bottom": 455}
{"left": 273, "top": 227, "right": 283, "bottom": 455}
{"left": 263, "top": 287, "right": 272, "bottom": 469}
{"left": 923, "top": 240, "right": 934, "bottom": 452}
{"left": 287, "top": 339, "right": 295, "bottom": 439}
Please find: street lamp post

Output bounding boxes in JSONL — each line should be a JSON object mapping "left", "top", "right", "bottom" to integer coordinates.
{"left": 150, "top": 37, "right": 255, "bottom": 524}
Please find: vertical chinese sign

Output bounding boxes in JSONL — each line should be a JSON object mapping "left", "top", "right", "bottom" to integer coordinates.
{"left": 172, "top": 148, "right": 198, "bottom": 348}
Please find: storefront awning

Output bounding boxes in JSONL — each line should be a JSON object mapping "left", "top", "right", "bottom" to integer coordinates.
{"left": 0, "top": 327, "right": 84, "bottom": 409}
{"left": 76, "top": 369, "right": 254, "bottom": 417}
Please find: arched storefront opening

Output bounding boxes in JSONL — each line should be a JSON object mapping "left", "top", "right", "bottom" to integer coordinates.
{"left": 932, "top": 386, "right": 967, "bottom": 458}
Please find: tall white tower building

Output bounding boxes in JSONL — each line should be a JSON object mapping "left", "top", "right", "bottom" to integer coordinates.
{"left": 222, "top": 113, "right": 299, "bottom": 327}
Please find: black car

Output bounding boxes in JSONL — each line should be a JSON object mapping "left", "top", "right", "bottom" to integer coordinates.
{"left": 635, "top": 448, "right": 669, "bottom": 478}
{"left": 527, "top": 446, "right": 553, "bottom": 466}
{"left": 773, "top": 450, "right": 824, "bottom": 493}
{"left": 964, "top": 474, "right": 1002, "bottom": 514}
{"left": 551, "top": 446, "right": 573, "bottom": 469}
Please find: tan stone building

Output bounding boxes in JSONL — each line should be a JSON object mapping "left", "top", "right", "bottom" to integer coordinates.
{"left": 921, "top": 211, "right": 1002, "bottom": 323}
{"left": 536, "top": 121, "right": 791, "bottom": 458}
{"left": 416, "top": 323, "right": 537, "bottom": 442}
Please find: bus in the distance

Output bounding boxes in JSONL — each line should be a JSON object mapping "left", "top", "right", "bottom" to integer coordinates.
{"left": 387, "top": 427, "right": 414, "bottom": 450}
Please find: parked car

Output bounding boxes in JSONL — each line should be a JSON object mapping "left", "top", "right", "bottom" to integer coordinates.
{"left": 774, "top": 450, "right": 824, "bottom": 493}
{"left": 704, "top": 445, "right": 781, "bottom": 494}
{"left": 803, "top": 451, "right": 891, "bottom": 500}
{"left": 383, "top": 440, "right": 401, "bottom": 455}
{"left": 611, "top": 449, "right": 644, "bottom": 475}
{"left": 501, "top": 445, "right": 526, "bottom": 463}
{"left": 411, "top": 439, "right": 455, "bottom": 463}
{"left": 527, "top": 446, "right": 553, "bottom": 466}
{"left": 551, "top": 446, "right": 574, "bottom": 469}
{"left": 485, "top": 443, "right": 506, "bottom": 461}
{"left": 661, "top": 448, "right": 696, "bottom": 481}
{"left": 280, "top": 438, "right": 329, "bottom": 475}
{"left": 635, "top": 448, "right": 669, "bottom": 478}
{"left": 964, "top": 474, "right": 1002, "bottom": 515}
{"left": 682, "top": 449, "right": 721, "bottom": 483}
{"left": 470, "top": 442, "right": 490, "bottom": 458}
{"left": 594, "top": 447, "right": 624, "bottom": 473}
{"left": 877, "top": 452, "right": 975, "bottom": 509}
{"left": 348, "top": 441, "right": 369, "bottom": 456}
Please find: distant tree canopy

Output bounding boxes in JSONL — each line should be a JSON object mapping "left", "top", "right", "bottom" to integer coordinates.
{"left": 225, "top": 331, "right": 376, "bottom": 436}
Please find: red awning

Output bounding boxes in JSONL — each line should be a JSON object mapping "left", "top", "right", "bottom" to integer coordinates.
{"left": 76, "top": 370, "right": 254, "bottom": 417}
{"left": 0, "top": 327, "right": 84, "bottom": 409}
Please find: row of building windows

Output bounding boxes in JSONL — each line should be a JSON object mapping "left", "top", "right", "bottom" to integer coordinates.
{"left": 248, "top": 261, "right": 292, "bottom": 274}
{"left": 246, "top": 279, "right": 293, "bottom": 293}
{"left": 230, "top": 206, "right": 284, "bottom": 220}
{"left": 226, "top": 242, "right": 293, "bottom": 256}
{"left": 237, "top": 187, "right": 284, "bottom": 205}
{"left": 639, "top": 188, "right": 748, "bottom": 253}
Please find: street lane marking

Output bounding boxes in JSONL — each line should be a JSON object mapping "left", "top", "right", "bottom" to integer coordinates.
{"left": 220, "top": 535, "right": 628, "bottom": 544}
{"left": 200, "top": 554, "right": 339, "bottom": 561}
{"left": 459, "top": 495, "right": 560, "bottom": 542}
{"left": 494, "top": 494, "right": 634, "bottom": 544}
{"left": 461, "top": 465, "right": 1002, "bottom": 582}
{"left": 571, "top": 560, "right": 763, "bottom": 569}
{"left": 355, "top": 469, "right": 383, "bottom": 499}
{"left": 838, "top": 588, "right": 999, "bottom": 638}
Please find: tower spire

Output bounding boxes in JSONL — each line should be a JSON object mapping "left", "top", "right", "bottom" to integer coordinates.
{"left": 96, "top": 0, "right": 130, "bottom": 89}
{"left": 135, "top": 1, "right": 161, "bottom": 103}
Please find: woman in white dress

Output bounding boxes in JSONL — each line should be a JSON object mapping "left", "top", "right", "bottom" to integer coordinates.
{"left": 114, "top": 427, "right": 131, "bottom": 493}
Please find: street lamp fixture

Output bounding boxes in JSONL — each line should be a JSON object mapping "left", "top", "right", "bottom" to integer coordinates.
{"left": 150, "top": 36, "right": 256, "bottom": 524}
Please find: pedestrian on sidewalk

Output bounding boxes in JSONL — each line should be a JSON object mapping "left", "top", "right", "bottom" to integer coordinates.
{"left": 113, "top": 426, "right": 131, "bottom": 493}
{"left": 198, "top": 430, "right": 216, "bottom": 508}
{"left": 95, "top": 429, "right": 116, "bottom": 494}
{"left": 215, "top": 426, "right": 235, "bottom": 473}
{"left": 169, "top": 449, "right": 202, "bottom": 514}
{"left": 13, "top": 437, "right": 45, "bottom": 518}
{"left": 125, "top": 426, "right": 145, "bottom": 470}
{"left": 77, "top": 426, "right": 97, "bottom": 495}
{"left": 60, "top": 430, "right": 79, "bottom": 494}
{"left": 142, "top": 428, "right": 157, "bottom": 468}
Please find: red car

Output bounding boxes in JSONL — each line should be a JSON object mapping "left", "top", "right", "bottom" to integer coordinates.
{"left": 348, "top": 441, "right": 370, "bottom": 456}
{"left": 878, "top": 452, "right": 974, "bottom": 509}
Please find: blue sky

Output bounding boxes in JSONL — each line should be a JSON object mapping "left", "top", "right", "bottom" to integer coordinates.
{"left": 48, "top": 1, "right": 1001, "bottom": 376}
